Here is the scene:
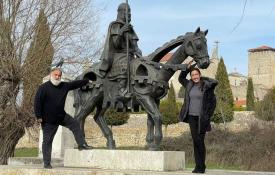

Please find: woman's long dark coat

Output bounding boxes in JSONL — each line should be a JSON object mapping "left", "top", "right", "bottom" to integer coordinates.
{"left": 178, "top": 70, "right": 218, "bottom": 133}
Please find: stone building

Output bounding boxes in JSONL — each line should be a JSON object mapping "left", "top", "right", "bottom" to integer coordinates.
{"left": 248, "top": 45, "right": 275, "bottom": 100}
{"left": 248, "top": 45, "right": 275, "bottom": 89}
{"left": 160, "top": 53, "right": 183, "bottom": 99}
{"left": 228, "top": 71, "right": 247, "bottom": 107}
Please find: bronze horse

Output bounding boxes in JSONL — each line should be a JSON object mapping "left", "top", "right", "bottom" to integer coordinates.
{"left": 73, "top": 27, "right": 210, "bottom": 150}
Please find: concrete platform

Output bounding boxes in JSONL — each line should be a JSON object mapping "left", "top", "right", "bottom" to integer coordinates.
{"left": 0, "top": 165, "right": 275, "bottom": 175}
{"left": 64, "top": 149, "right": 185, "bottom": 171}
{"left": 8, "top": 157, "right": 63, "bottom": 166}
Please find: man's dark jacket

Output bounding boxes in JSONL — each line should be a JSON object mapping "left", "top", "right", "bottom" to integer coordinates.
{"left": 34, "top": 79, "right": 88, "bottom": 124}
{"left": 178, "top": 70, "right": 218, "bottom": 133}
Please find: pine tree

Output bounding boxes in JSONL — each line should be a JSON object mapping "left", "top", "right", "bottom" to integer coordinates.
{"left": 246, "top": 77, "right": 255, "bottom": 111}
{"left": 213, "top": 57, "right": 234, "bottom": 123}
{"left": 22, "top": 9, "right": 54, "bottom": 110}
{"left": 160, "top": 83, "right": 179, "bottom": 133}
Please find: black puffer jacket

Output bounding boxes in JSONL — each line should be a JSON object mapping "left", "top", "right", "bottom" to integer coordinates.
{"left": 178, "top": 70, "right": 218, "bottom": 133}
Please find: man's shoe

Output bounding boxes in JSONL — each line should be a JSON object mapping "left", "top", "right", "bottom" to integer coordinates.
{"left": 44, "top": 164, "right": 52, "bottom": 169}
{"left": 78, "top": 143, "right": 93, "bottom": 150}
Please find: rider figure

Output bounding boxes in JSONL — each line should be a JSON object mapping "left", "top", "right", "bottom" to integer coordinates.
{"left": 99, "top": 3, "right": 142, "bottom": 98}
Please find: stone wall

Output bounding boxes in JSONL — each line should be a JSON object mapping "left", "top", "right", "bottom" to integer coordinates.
{"left": 248, "top": 50, "right": 275, "bottom": 89}
{"left": 16, "top": 111, "right": 274, "bottom": 148}
{"left": 231, "top": 84, "right": 247, "bottom": 101}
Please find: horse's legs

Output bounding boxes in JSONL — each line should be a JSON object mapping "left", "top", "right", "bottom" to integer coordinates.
{"left": 74, "top": 93, "right": 99, "bottom": 138}
{"left": 146, "top": 115, "right": 154, "bottom": 147}
{"left": 137, "top": 95, "right": 163, "bottom": 150}
{"left": 94, "top": 105, "right": 116, "bottom": 149}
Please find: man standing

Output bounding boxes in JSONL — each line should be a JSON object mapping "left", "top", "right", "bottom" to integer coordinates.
{"left": 99, "top": 3, "right": 142, "bottom": 98}
{"left": 34, "top": 68, "right": 92, "bottom": 169}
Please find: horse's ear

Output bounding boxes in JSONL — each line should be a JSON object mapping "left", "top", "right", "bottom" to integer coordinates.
{"left": 195, "top": 27, "right": 200, "bottom": 34}
{"left": 204, "top": 29, "right": 208, "bottom": 36}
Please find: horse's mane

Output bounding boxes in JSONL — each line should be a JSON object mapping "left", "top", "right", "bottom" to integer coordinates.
{"left": 146, "top": 32, "right": 194, "bottom": 62}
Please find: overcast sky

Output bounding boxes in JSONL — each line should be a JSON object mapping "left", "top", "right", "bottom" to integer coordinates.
{"left": 94, "top": 0, "right": 275, "bottom": 75}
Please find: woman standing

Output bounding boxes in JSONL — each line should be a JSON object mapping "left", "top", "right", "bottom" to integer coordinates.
{"left": 178, "top": 63, "right": 218, "bottom": 174}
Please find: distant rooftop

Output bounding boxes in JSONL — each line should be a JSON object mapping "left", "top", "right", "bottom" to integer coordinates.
{"left": 234, "top": 99, "right": 246, "bottom": 107}
{"left": 248, "top": 45, "right": 275, "bottom": 52}
{"left": 229, "top": 72, "right": 246, "bottom": 77}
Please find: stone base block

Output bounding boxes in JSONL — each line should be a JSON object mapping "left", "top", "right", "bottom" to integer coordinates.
{"left": 64, "top": 149, "right": 185, "bottom": 171}
{"left": 8, "top": 157, "right": 63, "bottom": 166}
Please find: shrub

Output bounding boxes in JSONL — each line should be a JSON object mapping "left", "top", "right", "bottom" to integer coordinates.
{"left": 160, "top": 83, "right": 179, "bottom": 129}
{"left": 255, "top": 87, "right": 275, "bottom": 121}
{"left": 105, "top": 108, "right": 130, "bottom": 128}
{"left": 161, "top": 124, "right": 275, "bottom": 171}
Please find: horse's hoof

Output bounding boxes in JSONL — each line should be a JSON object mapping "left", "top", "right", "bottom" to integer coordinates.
{"left": 148, "top": 144, "right": 160, "bottom": 151}
{"left": 107, "top": 140, "right": 116, "bottom": 149}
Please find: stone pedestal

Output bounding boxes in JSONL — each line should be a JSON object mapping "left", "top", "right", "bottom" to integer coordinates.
{"left": 38, "top": 75, "right": 76, "bottom": 158}
{"left": 64, "top": 149, "right": 185, "bottom": 171}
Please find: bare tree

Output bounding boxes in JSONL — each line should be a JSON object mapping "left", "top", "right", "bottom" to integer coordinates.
{"left": 0, "top": 0, "right": 102, "bottom": 164}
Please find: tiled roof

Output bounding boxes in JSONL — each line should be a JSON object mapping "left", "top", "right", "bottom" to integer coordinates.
{"left": 248, "top": 45, "right": 275, "bottom": 52}
{"left": 160, "top": 53, "right": 173, "bottom": 62}
{"left": 228, "top": 72, "right": 246, "bottom": 77}
{"left": 234, "top": 100, "right": 246, "bottom": 107}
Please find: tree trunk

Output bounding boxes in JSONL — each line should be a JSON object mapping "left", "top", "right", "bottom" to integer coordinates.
{"left": 0, "top": 123, "right": 25, "bottom": 165}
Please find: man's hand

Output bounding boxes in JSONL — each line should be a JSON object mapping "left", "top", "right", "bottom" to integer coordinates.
{"left": 119, "top": 24, "right": 132, "bottom": 35}
{"left": 37, "top": 118, "right": 42, "bottom": 123}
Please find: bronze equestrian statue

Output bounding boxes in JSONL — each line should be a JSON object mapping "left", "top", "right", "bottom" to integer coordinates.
{"left": 73, "top": 3, "right": 210, "bottom": 151}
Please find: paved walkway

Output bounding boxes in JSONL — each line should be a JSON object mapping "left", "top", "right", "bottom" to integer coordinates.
{"left": 0, "top": 165, "right": 274, "bottom": 175}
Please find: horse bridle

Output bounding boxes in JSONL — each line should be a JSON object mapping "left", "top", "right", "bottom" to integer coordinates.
{"left": 188, "top": 34, "right": 209, "bottom": 61}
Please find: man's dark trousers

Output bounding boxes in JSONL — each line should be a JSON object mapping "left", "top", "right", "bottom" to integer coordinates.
{"left": 41, "top": 114, "right": 85, "bottom": 165}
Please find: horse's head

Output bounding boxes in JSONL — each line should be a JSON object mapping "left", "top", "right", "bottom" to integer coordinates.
{"left": 185, "top": 27, "right": 210, "bottom": 69}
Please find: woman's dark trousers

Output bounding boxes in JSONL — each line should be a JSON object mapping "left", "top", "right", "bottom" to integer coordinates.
{"left": 188, "top": 115, "right": 206, "bottom": 171}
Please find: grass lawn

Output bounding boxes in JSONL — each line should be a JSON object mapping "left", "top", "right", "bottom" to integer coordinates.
{"left": 186, "top": 163, "right": 242, "bottom": 170}
{"left": 14, "top": 148, "right": 38, "bottom": 157}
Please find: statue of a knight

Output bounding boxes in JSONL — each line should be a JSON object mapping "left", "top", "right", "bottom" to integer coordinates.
{"left": 99, "top": 3, "right": 142, "bottom": 98}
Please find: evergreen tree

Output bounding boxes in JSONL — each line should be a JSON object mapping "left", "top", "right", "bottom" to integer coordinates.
{"left": 22, "top": 9, "right": 54, "bottom": 110}
{"left": 160, "top": 83, "right": 179, "bottom": 133}
{"left": 246, "top": 77, "right": 255, "bottom": 111}
{"left": 213, "top": 57, "right": 234, "bottom": 123}
{"left": 105, "top": 108, "right": 130, "bottom": 129}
